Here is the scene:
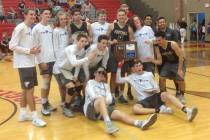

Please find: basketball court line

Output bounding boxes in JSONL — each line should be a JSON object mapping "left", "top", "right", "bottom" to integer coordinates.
{"left": 0, "top": 96, "right": 17, "bottom": 126}
{"left": 186, "top": 70, "right": 210, "bottom": 77}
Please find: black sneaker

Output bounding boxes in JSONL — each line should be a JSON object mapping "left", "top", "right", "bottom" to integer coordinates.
{"left": 71, "top": 96, "right": 82, "bottom": 109}
{"left": 118, "top": 95, "right": 128, "bottom": 104}
{"left": 63, "top": 107, "right": 75, "bottom": 118}
{"left": 41, "top": 103, "right": 51, "bottom": 116}
{"left": 46, "top": 101, "right": 57, "bottom": 112}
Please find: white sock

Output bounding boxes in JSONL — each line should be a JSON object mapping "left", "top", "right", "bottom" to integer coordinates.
{"left": 31, "top": 111, "right": 38, "bottom": 119}
{"left": 134, "top": 120, "right": 139, "bottom": 126}
{"left": 41, "top": 98, "right": 48, "bottom": 104}
{"left": 20, "top": 107, "right": 27, "bottom": 114}
{"left": 104, "top": 115, "right": 111, "bottom": 122}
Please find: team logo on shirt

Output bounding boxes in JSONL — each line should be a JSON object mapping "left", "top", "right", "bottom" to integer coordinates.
{"left": 134, "top": 79, "right": 149, "bottom": 84}
{"left": 41, "top": 30, "right": 53, "bottom": 34}
{"left": 96, "top": 27, "right": 105, "bottom": 32}
{"left": 60, "top": 32, "right": 68, "bottom": 37}
{"left": 136, "top": 32, "right": 148, "bottom": 37}
{"left": 26, "top": 31, "right": 32, "bottom": 36}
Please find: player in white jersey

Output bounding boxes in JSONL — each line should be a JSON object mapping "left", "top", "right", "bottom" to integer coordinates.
{"left": 83, "top": 34, "right": 109, "bottom": 80}
{"left": 32, "top": 9, "right": 56, "bottom": 116}
{"left": 84, "top": 67, "right": 157, "bottom": 134}
{"left": 116, "top": 60, "right": 198, "bottom": 122}
{"left": 130, "top": 15, "right": 155, "bottom": 74}
{"left": 9, "top": 9, "right": 46, "bottom": 127}
{"left": 91, "top": 9, "right": 109, "bottom": 44}
{"left": 53, "top": 11, "right": 70, "bottom": 107}
{"left": 59, "top": 34, "right": 96, "bottom": 117}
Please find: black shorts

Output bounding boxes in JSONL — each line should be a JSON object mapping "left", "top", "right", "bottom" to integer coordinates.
{"left": 18, "top": 67, "right": 38, "bottom": 89}
{"left": 86, "top": 100, "right": 114, "bottom": 121}
{"left": 59, "top": 72, "right": 74, "bottom": 86}
{"left": 160, "top": 62, "right": 186, "bottom": 81}
{"left": 54, "top": 73, "right": 64, "bottom": 87}
{"left": 39, "top": 62, "right": 55, "bottom": 75}
{"left": 137, "top": 93, "right": 165, "bottom": 109}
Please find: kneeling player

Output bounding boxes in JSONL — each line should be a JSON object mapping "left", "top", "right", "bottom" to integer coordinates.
{"left": 59, "top": 34, "right": 96, "bottom": 117}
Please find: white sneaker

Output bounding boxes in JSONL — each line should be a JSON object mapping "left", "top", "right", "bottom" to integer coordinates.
{"left": 138, "top": 114, "right": 157, "bottom": 130}
{"left": 186, "top": 107, "right": 198, "bottom": 122}
{"left": 105, "top": 121, "right": 120, "bottom": 134}
{"left": 32, "top": 117, "right": 47, "bottom": 127}
{"left": 18, "top": 113, "right": 32, "bottom": 122}
{"left": 159, "top": 105, "right": 173, "bottom": 114}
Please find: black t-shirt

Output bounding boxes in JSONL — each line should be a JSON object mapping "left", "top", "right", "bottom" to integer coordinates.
{"left": 70, "top": 22, "right": 88, "bottom": 35}
{"left": 158, "top": 42, "right": 179, "bottom": 64}
{"left": 111, "top": 22, "right": 129, "bottom": 41}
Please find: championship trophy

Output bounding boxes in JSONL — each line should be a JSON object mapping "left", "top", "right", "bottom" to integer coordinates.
{"left": 114, "top": 41, "right": 137, "bottom": 61}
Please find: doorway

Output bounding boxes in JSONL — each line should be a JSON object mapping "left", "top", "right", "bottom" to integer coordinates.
{"left": 187, "top": 12, "right": 205, "bottom": 41}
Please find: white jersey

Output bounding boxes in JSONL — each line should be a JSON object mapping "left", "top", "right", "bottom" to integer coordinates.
{"left": 117, "top": 68, "right": 160, "bottom": 101}
{"left": 134, "top": 26, "right": 155, "bottom": 62}
{"left": 53, "top": 27, "right": 69, "bottom": 74}
{"left": 91, "top": 22, "right": 109, "bottom": 44}
{"left": 83, "top": 79, "right": 112, "bottom": 116}
{"left": 32, "top": 23, "right": 56, "bottom": 63}
{"left": 83, "top": 44, "right": 109, "bottom": 80}
{"left": 60, "top": 44, "right": 88, "bottom": 75}
{"left": 9, "top": 22, "right": 35, "bottom": 68}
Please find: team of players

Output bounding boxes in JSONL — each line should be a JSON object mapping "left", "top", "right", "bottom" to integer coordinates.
{"left": 9, "top": 7, "right": 198, "bottom": 134}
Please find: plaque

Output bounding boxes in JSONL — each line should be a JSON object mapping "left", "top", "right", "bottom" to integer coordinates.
{"left": 114, "top": 41, "right": 137, "bottom": 61}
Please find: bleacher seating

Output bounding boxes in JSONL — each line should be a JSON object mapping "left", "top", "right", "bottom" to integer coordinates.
{"left": 0, "top": 23, "right": 15, "bottom": 40}
{"left": 0, "top": 0, "right": 48, "bottom": 40}
{"left": 2, "top": 0, "right": 48, "bottom": 14}
{"left": 90, "top": 0, "right": 121, "bottom": 21}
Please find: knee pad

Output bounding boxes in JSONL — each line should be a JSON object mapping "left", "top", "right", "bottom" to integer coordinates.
{"left": 67, "top": 87, "right": 77, "bottom": 96}
{"left": 75, "top": 85, "right": 83, "bottom": 93}
{"left": 42, "top": 78, "right": 50, "bottom": 89}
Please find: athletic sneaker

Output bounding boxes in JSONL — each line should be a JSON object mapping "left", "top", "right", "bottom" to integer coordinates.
{"left": 32, "top": 117, "right": 47, "bottom": 127}
{"left": 177, "top": 95, "right": 186, "bottom": 105}
{"left": 60, "top": 101, "right": 65, "bottom": 107}
{"left": 18, "top": 113, "right": 32, "bottom": 122}
{"left": 159, "top": 105, "right": 173, "bottom": 114}
{"left": 46, "top": 101, "right": 57, "bottom": 112}
{"left": 186, "top": 107, "right": 198, "bottom": 122}
{"left": 136, "top": 114, "right": 157, "bottom": 130}
{"left": 41, "top": 103, "right": 51, "bottom": 116}
{"left": 118, "top": 95, "right": 128, "bottom": 104}
{"left": 71, "top": 96, "right": 82, "bottom": 108}
{"left": 63, "top": 107, "right": 75, "bottom": 118}
{"left": 105, "top": 121, "right": 119, "bottom": 134}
